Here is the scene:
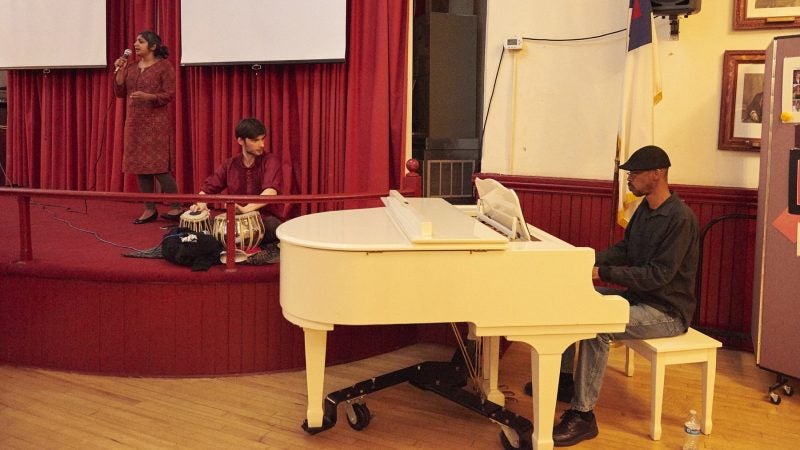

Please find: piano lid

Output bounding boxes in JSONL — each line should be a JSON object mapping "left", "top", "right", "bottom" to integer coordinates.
{"left": 276, "top": 192, "right": 509, "bottom": 252}
{"left": 381, "top": 191, "right": 508, "bottom": 246}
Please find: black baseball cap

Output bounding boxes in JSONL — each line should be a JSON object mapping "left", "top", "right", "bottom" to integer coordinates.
{"left": 619, "top": 145, "right": 671, "bottom": 171}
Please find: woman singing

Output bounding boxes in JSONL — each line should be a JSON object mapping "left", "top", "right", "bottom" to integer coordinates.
{"left": 113, "top": 30, "right": 182, "bottom": 224}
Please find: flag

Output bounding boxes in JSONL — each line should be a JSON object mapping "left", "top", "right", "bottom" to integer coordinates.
{"left": 617, "top": 0, "right": 662, "bottom": 227}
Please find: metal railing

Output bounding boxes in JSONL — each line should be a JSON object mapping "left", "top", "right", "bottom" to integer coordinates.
{"left": 1, "top": 184, "right": 420, "bottom": 272}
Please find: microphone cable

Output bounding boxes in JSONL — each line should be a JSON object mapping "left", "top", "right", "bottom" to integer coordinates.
{"left": 32, "top": 200, "right": 152, "bottom": 253}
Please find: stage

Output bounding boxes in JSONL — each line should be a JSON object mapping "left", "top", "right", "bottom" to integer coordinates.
{"left": 0, "top": 195, "right": 428, "bottom": 376}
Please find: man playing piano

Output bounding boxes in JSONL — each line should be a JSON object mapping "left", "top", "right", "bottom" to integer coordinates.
{"left": 543, "top": 145, "right": 699, "bottom": 446}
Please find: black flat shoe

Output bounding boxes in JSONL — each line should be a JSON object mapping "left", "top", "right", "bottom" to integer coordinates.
{"left": 553, "top": 409, "right": 598, "bottom": 447}
{"left": 133, "top": 209, "right": 158, "bottom": 224}
{"left": 160, "top": 211, "right": 182, "bottom": 222}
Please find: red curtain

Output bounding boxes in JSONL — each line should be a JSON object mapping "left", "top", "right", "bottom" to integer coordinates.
{"left": 4, "top": 0, "right": 408, "bottom": 202}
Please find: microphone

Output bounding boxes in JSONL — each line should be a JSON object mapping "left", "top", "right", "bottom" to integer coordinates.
{"left": 114, "top": 49, "right": 132, "bottom": 73}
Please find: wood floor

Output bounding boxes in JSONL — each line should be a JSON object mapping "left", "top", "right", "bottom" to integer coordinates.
{"left": 1, "top": 341, "right": 797, "bottom": 449}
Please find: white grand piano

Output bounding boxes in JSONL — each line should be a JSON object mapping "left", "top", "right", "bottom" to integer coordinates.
{"left": 277, "top": 179, "right": 629, "bottom": 450}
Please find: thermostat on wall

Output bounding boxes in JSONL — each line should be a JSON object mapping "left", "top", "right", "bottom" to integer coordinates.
{"left": 504, "top": 36, "right": 523, "bottom": 50}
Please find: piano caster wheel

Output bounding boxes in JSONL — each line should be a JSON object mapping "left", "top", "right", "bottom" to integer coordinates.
{"left": 769, "top": 392, "right": 782, "bottom": 405}
{"left": 346, "top": 402, "right": 371, "bottom": 431}
{"left": 499, "top": 429, "right": 532, "bottom": 450}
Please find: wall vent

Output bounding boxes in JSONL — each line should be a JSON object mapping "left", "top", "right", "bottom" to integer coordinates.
{"left": 424, "top": 159, "right": 475, "bottom": 198}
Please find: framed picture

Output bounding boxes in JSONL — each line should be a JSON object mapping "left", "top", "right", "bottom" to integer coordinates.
{"left": 718, "top": 50, "right": 766, "bottom": 152}
{"left": 734, "top": 0, "right": 800, "bottom": 30}
{"left": 781, "top": 57, "right": 800, "bottom": 123}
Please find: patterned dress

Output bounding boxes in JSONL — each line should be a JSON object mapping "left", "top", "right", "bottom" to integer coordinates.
{"left": 114, "top": 59, "right": 176, "bottom": 174}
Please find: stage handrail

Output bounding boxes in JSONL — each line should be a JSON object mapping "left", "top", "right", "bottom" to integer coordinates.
{"left": 0, "top": 160, "right": 422, "bottom": 271}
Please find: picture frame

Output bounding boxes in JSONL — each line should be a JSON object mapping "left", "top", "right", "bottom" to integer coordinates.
{"left": 781, "top": 56, "right": 800, "bottom": 123}
{"left": 718, "top": 50, "right": 766, "bottom": 152}
{"left": 734, "top": 0, "right": 800, "bottom": 31}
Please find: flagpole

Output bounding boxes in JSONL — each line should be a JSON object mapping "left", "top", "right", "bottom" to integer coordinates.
{"left": 612, "top": 0, "right": 659, "bottom": 246}
{"left": 609, "top": 149, "right": 621, "bottom": 248}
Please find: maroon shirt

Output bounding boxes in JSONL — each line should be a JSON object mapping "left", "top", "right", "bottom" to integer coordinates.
{"left": 201, "top": 153, "right": 283, "bottom": 216}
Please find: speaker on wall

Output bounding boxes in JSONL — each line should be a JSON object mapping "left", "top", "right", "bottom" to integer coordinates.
{"left": 651, "top": 0, "right": 701, "bottom": 17}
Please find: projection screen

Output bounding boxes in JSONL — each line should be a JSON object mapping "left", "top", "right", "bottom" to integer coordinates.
{"left": 0, "top": 0, "right": 106, "bottom": 69}
{"left": 180, "top": 0, "right": 346, "bottom": 65}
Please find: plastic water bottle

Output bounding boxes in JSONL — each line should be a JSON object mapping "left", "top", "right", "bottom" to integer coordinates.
{"left": 682, "top": 409, "right": 701, "bottom": 450}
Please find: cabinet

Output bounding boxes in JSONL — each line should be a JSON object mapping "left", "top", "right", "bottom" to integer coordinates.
{"left": 752, "top": 36, "right": 800, "bottom": 388}
{"left": 412, "top": 3, "right": 479, "bottom": 200}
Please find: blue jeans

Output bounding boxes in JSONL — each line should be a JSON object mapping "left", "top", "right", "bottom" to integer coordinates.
{"left": 563, "top": 290, "right": 687, "bottom": 412}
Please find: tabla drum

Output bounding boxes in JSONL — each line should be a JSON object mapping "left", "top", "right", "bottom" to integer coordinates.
{"left": 179, "top": 210, "right": 212, "bottom": 234}
{"left": 213, "top": 211, "right": 265, "bottom": 252}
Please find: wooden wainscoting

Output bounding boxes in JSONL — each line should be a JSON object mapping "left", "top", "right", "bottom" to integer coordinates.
{"left": 474, "top": 173, "right": 758, "bottom": 351}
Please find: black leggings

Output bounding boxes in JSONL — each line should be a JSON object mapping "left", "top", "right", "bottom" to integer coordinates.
{"left": 136, "top": 173, "right": 181, "bottom": 210}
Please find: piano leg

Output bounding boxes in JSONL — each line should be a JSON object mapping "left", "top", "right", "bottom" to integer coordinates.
{"left": 508, "top": 334, "right": 596, "bottom": 450}
{"left": 302, "top": 327, "right": 328, "bottom": 431}
{"left": 483, "top": 336, "right": 505, "bottom": 406}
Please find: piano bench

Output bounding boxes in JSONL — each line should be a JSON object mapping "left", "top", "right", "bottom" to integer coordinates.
{"left": 619, "top": 327, "right": 722, "bottom": 441}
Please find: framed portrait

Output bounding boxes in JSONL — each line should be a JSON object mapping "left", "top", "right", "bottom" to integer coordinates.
{"left": 718, "top": 50, "right": 766, "bottom": 152}
{"left": 781, "top": 57, "right": 800, "bottom": 123}
{"left": 734, "top": 0, "right": 800, "bottom": 30}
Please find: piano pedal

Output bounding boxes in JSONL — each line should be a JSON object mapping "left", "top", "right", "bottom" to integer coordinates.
{"left": 501, "top": 390, "right": 518, "bottom": 403}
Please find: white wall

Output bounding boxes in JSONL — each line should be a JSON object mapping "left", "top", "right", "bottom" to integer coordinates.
{"left": 481, "top": 1, "right": 798, "bottom": 188}
{"left": 482, "top": 0, "right": 628, "bottom": 180}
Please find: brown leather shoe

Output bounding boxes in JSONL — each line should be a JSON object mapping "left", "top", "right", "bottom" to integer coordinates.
{"left": 553, "top": 409, "right": 598, "bottom": 447}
